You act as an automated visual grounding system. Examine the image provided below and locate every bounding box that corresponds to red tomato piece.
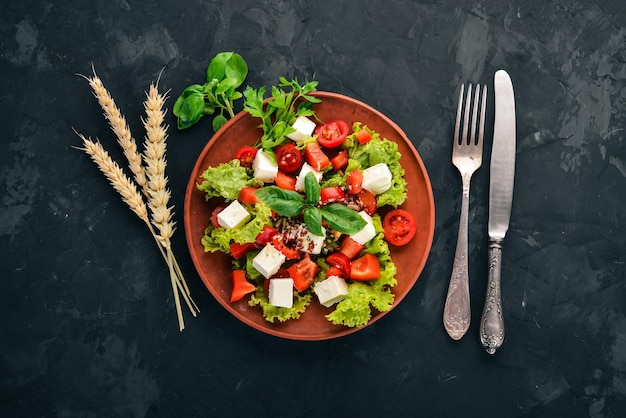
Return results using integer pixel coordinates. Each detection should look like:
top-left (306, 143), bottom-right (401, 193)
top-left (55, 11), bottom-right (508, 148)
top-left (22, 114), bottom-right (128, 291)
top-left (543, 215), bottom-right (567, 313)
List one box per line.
top-left (229, 242), bottom-right (258, 259)
top-left (255, 225), bottom-right (278, 244)
top-left (338, 236), bottom-right (365, 260)
top-left (234, 146), bottom-right (258, 168)
top-left (210, 205), bottom-right (225, 228)
top-left (230, 270), bottom-right (256, 302)
top-left (287, 253), bottom-right (319, 291)
top-left (330, 149), bottom-right (349, 171)
top-left (319, 187), bottom-right (345, 204)
top-left (315, 120), bottom-right (350, 148)
top-left (355, 129), bottom-right (372, 144)
top-left (239, 187), bottom-right (260, 205)
top-left (325, 266), bottom-right (344, 279)
top-left (271, 234), bottom-right (300, 260)
top-left (326, 252), bottom-right (351, 278)
top-left (349, 253), bottom-right (380, 281)
top-left (382, 209), bottom-right (417, 246)
top-left (347, 169), bottom-right (363, 195)
top-left (304, 142), bottom-right (330, 171)
top-left (275, 170), bottom-right (297, 190)
top-left (275, 143), bottom-right (303, 173)
top-left (355, 189), bottom-right (377, 215)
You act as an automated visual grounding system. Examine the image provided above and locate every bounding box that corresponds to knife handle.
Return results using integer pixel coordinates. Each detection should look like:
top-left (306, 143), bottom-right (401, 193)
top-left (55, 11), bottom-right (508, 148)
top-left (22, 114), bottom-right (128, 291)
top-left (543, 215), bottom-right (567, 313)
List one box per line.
top-left (443, 177), bottom-right (471, 340)
top-left (480, 239), bottom-right (505, 354)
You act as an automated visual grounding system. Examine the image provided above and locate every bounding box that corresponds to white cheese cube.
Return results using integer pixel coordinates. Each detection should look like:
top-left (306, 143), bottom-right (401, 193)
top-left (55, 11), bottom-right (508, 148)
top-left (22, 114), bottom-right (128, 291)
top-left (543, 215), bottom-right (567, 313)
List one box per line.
top-left (295, 162), bottom-right (323, 191)
top-left (269, 278), bottom-right (294, 308)
top-left (297, 225), bottom-right (326, 254)
top-left (349, 211), bottom-right (376, 245)
top-left (252, 150), bottom-right (278, 182)
top-left (252, 244), bottom-right (286, 278)
top-left (217, 200), bottom-right (250, 229)
top-left (314, 276), bottom-right (349, 307)
top-left (362, 163), bottom-right (393, 195)
top-left (286, 115), bottom-right (316, 143)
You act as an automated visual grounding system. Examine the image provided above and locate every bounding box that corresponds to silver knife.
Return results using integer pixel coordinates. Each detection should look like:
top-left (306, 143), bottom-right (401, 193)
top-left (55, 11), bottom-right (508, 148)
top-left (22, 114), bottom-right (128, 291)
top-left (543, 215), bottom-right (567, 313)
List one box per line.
top-left (480, 70), bottom-right (516, 354)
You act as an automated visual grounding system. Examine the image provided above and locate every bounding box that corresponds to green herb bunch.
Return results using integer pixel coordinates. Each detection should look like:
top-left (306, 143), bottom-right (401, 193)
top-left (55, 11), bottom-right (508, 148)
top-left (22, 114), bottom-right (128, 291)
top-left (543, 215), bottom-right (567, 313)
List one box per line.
top-left (243, 77), bottom-right (321, 151)
top-left (173, 52), bottom-right (248, 131)
top-left (255, 172), bottom-right (366, 236)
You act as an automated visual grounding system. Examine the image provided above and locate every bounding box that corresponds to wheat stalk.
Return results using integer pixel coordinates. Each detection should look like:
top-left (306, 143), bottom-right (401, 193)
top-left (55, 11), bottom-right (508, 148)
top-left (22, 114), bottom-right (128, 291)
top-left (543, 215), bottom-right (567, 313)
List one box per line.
top-left (75, 68), bottom-right (198, 331)
top-left (78, 65), bottom-right (148, 196)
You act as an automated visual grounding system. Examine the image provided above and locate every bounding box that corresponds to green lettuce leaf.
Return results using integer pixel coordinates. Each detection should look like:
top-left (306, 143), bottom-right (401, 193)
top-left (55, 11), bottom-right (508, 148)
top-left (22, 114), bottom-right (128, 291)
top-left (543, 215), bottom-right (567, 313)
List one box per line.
top-left (197, 159), bottom-right (262, 201)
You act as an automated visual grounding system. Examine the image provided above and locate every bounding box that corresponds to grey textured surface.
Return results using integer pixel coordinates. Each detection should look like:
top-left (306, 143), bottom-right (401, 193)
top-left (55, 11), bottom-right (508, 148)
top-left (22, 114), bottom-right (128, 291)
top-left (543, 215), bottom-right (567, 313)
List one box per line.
top-left (1, 0), bottom-right (625, 416)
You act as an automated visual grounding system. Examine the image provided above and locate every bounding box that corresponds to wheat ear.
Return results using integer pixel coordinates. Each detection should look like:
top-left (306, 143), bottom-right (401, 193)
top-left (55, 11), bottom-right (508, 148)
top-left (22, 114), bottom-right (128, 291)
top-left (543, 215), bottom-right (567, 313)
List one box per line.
top-left (78, 65), bottom-right (148, 196)
top-left (142, 79), bottom-right (199, 330)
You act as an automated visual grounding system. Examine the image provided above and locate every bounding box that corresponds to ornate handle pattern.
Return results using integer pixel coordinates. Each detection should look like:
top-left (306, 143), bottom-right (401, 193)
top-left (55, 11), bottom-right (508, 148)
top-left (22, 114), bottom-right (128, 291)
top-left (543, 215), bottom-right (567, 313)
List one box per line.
top-left (480, 239), bottom-right (505, 354)
top-left (443, 175), bottom-right (471, 340)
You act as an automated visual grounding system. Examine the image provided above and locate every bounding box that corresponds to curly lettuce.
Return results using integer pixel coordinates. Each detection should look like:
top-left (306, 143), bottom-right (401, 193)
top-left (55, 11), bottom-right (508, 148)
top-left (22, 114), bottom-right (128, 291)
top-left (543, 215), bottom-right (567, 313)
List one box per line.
top-left (197, 159), bottom-right (262, 201)
top-left (201, 203), bottom-right (272, 253)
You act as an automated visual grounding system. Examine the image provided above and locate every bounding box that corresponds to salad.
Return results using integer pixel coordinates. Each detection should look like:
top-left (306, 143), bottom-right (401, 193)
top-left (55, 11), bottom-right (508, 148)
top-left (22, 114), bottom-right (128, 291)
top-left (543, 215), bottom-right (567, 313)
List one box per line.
top-left (197, 80), bottom-right (417, 328)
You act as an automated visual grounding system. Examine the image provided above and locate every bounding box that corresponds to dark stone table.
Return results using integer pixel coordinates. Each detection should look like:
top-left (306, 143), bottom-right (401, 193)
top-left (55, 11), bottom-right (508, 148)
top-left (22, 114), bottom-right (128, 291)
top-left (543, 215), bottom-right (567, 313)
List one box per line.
top-left (2, 1), bottom-right (625, 416)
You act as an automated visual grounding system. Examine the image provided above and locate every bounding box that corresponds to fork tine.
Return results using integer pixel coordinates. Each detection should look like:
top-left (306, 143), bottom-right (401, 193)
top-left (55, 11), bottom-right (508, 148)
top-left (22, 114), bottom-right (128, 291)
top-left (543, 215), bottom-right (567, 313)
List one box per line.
top-left (454, 84), bottom-right (464, 146)
top-left (477, 85), bottom-right (487, 148)
top-left (462, 83), bottom-right (472, 145)
top-left (470, 84), bottom-right (480, 146)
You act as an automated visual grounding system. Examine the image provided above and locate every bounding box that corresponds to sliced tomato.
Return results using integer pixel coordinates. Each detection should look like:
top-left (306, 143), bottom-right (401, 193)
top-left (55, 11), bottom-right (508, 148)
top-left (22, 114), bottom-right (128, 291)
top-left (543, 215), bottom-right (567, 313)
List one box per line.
top-left (287, 253), bottom-right (319, 291)
top-left (234, 146), bottom-right (258, 168)
top-left (230, 270), bottom-right (256, 302)
top-left (315, 120), bottom-right (350, 148)
top-left (349, 253), bottom-right (380, 281)
top-left (320, 187), bottom-right (345, 205)
top-left (210, 205), bottom-right (225, 228)
top-left (325, 266), bottom-right (344, 278)
top-left (275, 170), bottom-right (297, 190)
top-left (275, 143), bottom-right (303, 173)
top-left (330, 150), bottom-right (349, 171)
top-left (339, 236), bottom-right (365, 260)
top-left (229, 241), bottom-right (258, 259)
top-left (347, 169), bottom-right (363, 195)
top-left (271, 234), bottom-right (300, 259)
top-left (255, 225), bottom-right (278, 244)
top-left (326, 252), bottom-right (351, 278)
top-left (383, 209), bottom-right (417, 246)
top-left (304, 142), bottom-right (330, 171)
top-left (354, 189), bottom-right (377, 215)
top-left (355, 129), bottom-right (372, 144)
top-left (239, 187), bottom-right (260, 205)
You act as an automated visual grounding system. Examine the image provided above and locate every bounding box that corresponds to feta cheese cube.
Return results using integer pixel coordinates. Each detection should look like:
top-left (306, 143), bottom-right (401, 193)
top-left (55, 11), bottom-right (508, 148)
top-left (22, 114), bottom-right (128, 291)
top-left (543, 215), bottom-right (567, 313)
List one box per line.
top-left (362, 163), bottom-right (393, 195)
top-left (314, 276), bottom-right (349, 307)
top-left (217, 200), bottom-right (250, 229)
top-left (252, 244), bottom-right (286, 278)
top-left (252, 150), bottom-right (278, 182)
top-left (286, 115), bottom-right (316, 143)
top-left (295, 162), bottom-right (323, 191)
top-left (298, 225), bottom-right (326, 254)
top-left (269, 278), bottom-right (294, 308)
top-left (349, 211), bottom-right (376, 245)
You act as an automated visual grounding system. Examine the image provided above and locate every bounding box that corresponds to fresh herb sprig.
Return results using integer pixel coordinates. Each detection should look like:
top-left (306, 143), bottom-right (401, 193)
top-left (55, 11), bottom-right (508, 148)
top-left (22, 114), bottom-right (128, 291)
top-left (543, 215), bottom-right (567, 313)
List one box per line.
top-left (173, 52), bottom-right (248, 131)
top-left (243, 77), bottom-right (321, 150)
top-left (255, 172), bottom-right (366, 236)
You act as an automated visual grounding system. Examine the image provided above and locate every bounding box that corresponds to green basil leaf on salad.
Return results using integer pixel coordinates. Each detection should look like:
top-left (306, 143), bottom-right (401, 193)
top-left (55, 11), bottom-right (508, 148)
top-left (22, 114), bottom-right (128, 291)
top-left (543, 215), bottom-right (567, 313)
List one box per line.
top-left (303, 207), bottom-right (323, 236)
top-left (255, 186), bottom-right (304, 217)
top-left (304, 172), bottom-right (321, 206)
top-left (319, 204), bottom-right (367, 234)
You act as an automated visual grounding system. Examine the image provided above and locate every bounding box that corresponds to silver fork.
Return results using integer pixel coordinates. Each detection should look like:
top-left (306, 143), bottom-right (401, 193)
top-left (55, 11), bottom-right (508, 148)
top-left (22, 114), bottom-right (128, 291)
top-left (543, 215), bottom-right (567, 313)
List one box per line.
top-left (443, 83), bottom-right (487, 340)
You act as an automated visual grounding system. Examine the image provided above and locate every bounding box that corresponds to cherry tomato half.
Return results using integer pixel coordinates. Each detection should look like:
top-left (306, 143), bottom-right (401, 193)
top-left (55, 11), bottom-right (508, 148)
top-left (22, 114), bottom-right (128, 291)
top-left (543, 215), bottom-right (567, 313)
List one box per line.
top-left (234, 146), bottom-right (258, 168)
top-left (354, 189), bottom-right (377, 215)
top-left (326, 252), bottom-right (351, 278)
top-left (275, 143), bottom-right (302, 173)
top-left (315, 120), bottom-right (350, 148)
top-left (382, 209), bottom-right (417, 246)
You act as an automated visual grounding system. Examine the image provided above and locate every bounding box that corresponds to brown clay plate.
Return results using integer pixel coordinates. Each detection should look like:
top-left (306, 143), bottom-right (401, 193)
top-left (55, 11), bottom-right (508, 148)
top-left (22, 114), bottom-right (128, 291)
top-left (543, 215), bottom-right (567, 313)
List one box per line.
top-left (184, 92), bottom-right (435, 340)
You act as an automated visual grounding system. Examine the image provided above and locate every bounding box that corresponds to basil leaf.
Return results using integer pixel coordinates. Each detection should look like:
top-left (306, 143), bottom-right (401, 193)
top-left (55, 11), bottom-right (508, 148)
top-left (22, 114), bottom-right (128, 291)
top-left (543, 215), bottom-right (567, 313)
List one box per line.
top-left (304, 172), bottom-right (320, 206)
top-left (319, 204), bottom-right (367, 234)
top-left (206, 51), bottom-right (233, 81)
top-left (223, 53), bottom-right (248, 87)
top-left (254, 186), bottom-right (304, 217)
top-left (174, 90), bottom-right (205, 130)
top-left (304, 207), bottom-right (323, 236)
top-left (212, 113), bottom-right (228, 131)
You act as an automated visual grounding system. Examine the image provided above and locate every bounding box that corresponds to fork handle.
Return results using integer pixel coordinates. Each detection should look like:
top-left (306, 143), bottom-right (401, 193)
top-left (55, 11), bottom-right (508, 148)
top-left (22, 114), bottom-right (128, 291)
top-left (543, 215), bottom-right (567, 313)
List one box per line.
top-left (480, 239), bottom-right (505, 354)
top-left (443, 176), bottom-right (472, 340)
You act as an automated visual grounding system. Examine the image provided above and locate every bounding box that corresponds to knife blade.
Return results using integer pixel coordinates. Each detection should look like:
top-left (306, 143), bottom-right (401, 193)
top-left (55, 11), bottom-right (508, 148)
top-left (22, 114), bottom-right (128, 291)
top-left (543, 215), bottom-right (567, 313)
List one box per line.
top-left (480, 70), bottom-right (516, 354)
